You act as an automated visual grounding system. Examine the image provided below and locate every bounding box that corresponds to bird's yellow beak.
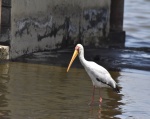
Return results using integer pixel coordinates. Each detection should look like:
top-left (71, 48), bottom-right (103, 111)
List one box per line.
top-left (67, 49), bottom-right (78, 72)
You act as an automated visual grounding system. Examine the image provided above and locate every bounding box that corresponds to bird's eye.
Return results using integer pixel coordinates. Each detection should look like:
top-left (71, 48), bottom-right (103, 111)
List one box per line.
top-left (75, 46), bottom-right (79, 50)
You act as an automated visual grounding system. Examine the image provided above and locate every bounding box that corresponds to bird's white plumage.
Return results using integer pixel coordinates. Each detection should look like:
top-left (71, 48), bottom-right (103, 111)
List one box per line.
top-left (67, 44), bottom-right (119, 105)
top-left (76, 44), bottom-right (117, 89)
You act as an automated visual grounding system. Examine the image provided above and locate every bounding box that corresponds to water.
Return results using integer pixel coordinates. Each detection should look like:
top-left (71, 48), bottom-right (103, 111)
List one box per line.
top-left (118, 69), bottom-right (150, 119)
top-left (0, 62), bottom-right (150, 119)
top-left (124, 0), bottom-right (150, 48)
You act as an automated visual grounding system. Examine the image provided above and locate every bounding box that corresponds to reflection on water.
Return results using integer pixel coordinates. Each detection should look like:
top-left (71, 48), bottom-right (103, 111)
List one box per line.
top-left (0, 62), bottom-right (150, 119)
top-left (0, 62), bottom-right (122, 119)
top-left (117, 69), bottom-right (150, 119)
top-left (0, 63), bottom-right (10, 119)
top-left (124, 0), bottom-right (150, 48)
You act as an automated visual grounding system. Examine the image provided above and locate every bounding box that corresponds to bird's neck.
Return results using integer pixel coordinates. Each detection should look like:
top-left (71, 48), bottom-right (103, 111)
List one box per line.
top-left (78, 50), bottom-right (87, 66)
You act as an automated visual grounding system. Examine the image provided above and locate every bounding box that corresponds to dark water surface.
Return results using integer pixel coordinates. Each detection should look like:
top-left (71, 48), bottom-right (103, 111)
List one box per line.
top-left (0, 62), bottom-right (150, 119)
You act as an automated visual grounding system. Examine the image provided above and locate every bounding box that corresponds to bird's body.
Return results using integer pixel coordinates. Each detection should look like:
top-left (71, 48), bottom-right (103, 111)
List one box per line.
top-left (82, 61), bottom-right (115, 88)
top-left (67, 44), bottom-right (120, 106)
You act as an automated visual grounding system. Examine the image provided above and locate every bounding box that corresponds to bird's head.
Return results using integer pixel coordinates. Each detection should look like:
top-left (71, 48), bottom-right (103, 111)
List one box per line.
top-left (67, 44), bottom-right (83, 72)
top-left (75, 44), bottom-right (84, 54)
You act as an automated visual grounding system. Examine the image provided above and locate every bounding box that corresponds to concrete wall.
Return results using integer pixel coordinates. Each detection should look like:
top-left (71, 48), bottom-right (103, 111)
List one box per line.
top-left (10, 0), bottom-right (110, 59)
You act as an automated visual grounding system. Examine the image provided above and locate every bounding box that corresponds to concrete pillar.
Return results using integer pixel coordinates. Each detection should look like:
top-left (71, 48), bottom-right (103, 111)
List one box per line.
top-left (110, 0), bottom-right (124, 31)
top-left (109, 0), bottom-right (125, 47)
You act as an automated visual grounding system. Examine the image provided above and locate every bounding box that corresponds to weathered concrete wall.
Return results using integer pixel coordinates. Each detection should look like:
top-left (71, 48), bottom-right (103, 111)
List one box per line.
top-left (10, 0), bottom-right (110, 59)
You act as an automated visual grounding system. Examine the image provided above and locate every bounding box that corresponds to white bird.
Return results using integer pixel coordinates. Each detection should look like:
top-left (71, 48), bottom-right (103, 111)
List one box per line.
top-left (67, 44), bottom-right (120, 106)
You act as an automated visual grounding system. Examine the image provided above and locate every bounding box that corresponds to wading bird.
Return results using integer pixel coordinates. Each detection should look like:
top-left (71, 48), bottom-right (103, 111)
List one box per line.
top-left (67, 44), bottom-right (120, 106)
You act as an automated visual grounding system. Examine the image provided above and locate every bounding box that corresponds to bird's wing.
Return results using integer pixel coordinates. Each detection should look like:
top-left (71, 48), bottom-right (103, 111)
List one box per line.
top-left (87, 62), bottom-right (116, 88)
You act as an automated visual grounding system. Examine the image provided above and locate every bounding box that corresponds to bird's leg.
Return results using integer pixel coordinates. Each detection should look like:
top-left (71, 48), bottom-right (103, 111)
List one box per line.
top-left (99, 97), bottom-right (102, 106)
top-left (89, 86), bottom-right (95, 106)
top-left (99, 89), bottom-right (102, 106)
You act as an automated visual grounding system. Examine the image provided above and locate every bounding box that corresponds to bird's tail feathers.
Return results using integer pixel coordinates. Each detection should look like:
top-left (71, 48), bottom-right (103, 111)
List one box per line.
top-left (114, 85), bottom-right (120, 93)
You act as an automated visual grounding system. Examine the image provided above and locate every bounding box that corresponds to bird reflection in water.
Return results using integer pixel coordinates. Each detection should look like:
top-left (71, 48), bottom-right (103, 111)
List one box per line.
top-left (89, 106), bottom-right (102, 119)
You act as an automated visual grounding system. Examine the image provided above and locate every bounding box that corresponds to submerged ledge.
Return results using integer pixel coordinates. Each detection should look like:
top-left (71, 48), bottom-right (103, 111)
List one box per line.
top-left (13, 47), bottom-right (150, 71)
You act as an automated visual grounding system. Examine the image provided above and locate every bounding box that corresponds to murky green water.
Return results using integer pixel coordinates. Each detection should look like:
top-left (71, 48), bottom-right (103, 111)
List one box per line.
top-left (0, 62), bottom-right (150, 119)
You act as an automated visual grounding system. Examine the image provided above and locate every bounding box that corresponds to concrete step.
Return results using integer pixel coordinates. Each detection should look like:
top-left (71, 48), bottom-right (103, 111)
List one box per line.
top-left (0, 45), bottom-right (9, 60)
